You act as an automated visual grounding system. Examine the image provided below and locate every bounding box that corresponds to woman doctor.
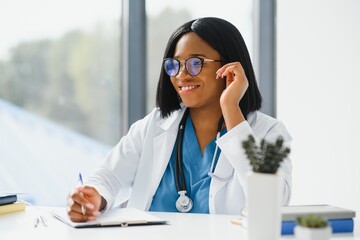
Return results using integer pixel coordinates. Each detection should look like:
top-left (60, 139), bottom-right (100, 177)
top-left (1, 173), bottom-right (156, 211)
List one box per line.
top-left (67, 17), bottom-right (292, 222)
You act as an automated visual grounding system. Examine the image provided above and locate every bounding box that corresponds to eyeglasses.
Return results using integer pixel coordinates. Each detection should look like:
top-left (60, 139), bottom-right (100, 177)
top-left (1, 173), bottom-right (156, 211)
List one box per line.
top-left (163, 57), bottom-right (222, 77)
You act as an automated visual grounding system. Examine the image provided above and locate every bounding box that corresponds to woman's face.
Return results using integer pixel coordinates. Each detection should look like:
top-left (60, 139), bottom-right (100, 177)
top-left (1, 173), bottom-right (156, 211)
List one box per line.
top-left (170, 32), bottom-right (225, 110)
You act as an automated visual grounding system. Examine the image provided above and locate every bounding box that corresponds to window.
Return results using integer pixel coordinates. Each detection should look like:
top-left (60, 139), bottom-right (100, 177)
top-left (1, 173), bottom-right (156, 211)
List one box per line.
top-left (0, 0), bottom-right (121, 206)
top-left (277, 0), bottom-right (360, 210)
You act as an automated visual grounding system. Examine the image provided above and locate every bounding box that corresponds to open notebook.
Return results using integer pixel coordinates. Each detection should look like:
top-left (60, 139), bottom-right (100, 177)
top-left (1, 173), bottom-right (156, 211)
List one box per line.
top-left (51, 207), bottom-right (167, 228)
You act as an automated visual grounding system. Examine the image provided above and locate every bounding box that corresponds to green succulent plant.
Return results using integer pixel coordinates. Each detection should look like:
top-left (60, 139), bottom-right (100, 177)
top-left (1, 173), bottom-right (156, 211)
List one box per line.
top-left (296, 214), bottom-right (328, 228)
top-left (242, 135), bottom-right (290, 174)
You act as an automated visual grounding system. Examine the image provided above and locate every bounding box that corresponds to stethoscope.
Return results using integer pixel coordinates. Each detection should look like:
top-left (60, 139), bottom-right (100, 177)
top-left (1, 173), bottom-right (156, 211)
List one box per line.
top-left (174, 108), bottom-right (234, 213)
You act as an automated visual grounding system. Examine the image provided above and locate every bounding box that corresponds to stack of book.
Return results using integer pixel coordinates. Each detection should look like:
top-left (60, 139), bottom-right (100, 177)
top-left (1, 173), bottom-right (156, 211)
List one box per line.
top-left (281, 205), bottom-right (356, 235)
top-left (0, 194), bottom-right (26, 215)
top-left (231, 204), bottom-right (356, 235)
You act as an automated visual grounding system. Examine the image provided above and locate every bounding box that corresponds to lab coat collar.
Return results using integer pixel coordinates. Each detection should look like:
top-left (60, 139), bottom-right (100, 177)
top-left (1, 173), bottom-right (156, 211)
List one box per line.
top-left (157, 107), bottom-right (186, 131)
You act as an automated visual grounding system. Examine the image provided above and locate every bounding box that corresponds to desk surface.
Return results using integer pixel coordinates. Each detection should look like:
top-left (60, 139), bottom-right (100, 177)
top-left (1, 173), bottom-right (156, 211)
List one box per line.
top-left (0, 206), bottom-right (358, 240)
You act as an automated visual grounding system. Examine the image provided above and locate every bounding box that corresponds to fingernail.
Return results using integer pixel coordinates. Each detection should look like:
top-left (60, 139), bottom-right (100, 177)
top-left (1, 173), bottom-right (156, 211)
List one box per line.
top-left (86, 203), bottom-right (94, 209)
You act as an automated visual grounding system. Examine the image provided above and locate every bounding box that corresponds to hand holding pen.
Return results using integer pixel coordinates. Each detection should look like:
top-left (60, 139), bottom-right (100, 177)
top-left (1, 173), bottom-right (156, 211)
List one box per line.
top-left (66, 173), bottom-right (102, 222)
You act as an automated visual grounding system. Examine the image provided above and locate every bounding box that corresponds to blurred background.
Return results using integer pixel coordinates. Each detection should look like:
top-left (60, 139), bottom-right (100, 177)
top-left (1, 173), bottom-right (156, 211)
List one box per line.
top-left (0, 0), bottom-right (359, 213)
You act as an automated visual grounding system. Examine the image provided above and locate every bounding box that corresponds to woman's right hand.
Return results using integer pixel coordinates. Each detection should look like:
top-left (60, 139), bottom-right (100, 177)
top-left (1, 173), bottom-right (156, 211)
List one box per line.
top-left (216, 61), bottom-right (248, 130)
top-left (67, 186), bottom-right (104, 222)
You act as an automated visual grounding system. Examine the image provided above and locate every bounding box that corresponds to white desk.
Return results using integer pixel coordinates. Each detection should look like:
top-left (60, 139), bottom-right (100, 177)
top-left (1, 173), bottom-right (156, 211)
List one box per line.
top-left (0, 207), bottom-right (358, 240)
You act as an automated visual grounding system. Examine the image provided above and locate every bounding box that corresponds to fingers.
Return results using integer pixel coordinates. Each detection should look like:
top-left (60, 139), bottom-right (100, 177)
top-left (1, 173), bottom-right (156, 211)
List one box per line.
top-left (216, 62), bottom-right (245, 80)
top-left (67, 195), bottom-right (93, 213)
top-left (78, 186), bottom-right (98, 195)
top-left (216, 65), bottom-right (236, 79)
top-left (67, 205), bottom-right (98, 222)
top-left (216, 62), bottom-right (248, 90)
top-left (71, 188), bottom-right (92, 209)
top-left (67, 187), bottom-right (101, 222)
top-left (217, 62), bottom-right (250, 109)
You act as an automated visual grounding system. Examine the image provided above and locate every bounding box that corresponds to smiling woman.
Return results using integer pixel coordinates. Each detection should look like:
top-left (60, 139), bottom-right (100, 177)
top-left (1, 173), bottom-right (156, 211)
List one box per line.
top-left (145, 0), bottom-right (254, 112)
top-left (66, 17), bottom-right (292, 223)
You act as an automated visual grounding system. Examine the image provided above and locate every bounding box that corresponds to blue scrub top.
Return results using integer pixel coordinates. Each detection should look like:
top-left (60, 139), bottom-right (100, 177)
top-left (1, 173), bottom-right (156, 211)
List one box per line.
top-left (149, 115), bottom-right (226, 213)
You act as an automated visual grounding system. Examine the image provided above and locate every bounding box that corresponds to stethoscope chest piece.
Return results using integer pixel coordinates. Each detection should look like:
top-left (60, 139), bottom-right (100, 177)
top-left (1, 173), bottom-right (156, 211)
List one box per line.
top-left (175, 190), bottom-right (193, 213)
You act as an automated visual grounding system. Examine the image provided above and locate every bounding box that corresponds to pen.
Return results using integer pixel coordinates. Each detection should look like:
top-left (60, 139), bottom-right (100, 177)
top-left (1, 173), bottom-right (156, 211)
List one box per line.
top-left (34, 217), bottom-right (39, 228)
top-left (40, 215), bottom-right (48, 227)
top-left (78, 172), bottom-right (86, 215)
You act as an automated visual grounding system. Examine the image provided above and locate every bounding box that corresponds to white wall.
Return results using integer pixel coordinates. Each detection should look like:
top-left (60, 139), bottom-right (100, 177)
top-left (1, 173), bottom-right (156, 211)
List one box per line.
top-left (277, 0), bottom-right (360, 212)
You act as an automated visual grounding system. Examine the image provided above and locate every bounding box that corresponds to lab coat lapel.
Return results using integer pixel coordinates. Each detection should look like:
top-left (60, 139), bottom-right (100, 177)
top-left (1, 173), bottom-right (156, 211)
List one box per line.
top-left (150, 131), bottom-right (176, 196)
top-left (148, 109), bottom-right (185, 207)
top-left (127, 109), bottom-right (185, 211)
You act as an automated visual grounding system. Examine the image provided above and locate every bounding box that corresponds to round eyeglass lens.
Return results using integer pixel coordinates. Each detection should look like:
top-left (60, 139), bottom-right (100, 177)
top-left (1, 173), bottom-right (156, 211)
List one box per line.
top-left (164, 59), bottom-right (179, 77)
top-left (186, 58), bottom-right (203, 76)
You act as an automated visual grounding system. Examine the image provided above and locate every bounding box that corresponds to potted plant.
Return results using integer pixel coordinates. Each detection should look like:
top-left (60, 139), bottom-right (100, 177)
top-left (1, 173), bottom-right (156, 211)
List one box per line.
top-left (242, 135), bottom-right (290, 240)
top-left (295, 215), bottom-right (332, 240)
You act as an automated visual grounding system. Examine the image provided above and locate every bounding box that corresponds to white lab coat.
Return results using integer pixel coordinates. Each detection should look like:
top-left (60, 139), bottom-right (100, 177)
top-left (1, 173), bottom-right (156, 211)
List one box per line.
top-left (85, 107), bottom-right (292, 215)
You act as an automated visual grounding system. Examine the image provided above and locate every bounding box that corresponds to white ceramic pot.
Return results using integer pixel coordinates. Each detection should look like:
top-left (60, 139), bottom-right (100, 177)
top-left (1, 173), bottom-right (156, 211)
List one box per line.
top-left (246, 172), bottom-right (283, 240)
top-left (294, 225), bottom-right (332, 240)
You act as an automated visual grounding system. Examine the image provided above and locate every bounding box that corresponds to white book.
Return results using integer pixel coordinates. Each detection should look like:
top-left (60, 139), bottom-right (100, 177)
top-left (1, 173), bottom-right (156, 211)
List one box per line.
top-left (51, 207), bottom-right (167, 228)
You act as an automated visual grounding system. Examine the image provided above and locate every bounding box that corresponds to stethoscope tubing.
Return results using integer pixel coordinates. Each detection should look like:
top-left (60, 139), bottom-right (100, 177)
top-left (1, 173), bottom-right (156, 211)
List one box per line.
top-left (175, 108), bottom-right (228, 193)
top-left (175, 109), bottom-right (189, 192)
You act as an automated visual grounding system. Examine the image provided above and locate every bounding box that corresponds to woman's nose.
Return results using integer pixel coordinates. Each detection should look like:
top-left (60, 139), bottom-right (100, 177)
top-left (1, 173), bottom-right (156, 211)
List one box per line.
top-left (177, 63), bottom-right (189, 77)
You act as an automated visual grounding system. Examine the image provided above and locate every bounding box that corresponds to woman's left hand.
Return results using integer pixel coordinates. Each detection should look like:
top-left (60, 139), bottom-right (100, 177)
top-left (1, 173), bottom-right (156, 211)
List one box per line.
top-left (216, 62), bottom-right (249, 108)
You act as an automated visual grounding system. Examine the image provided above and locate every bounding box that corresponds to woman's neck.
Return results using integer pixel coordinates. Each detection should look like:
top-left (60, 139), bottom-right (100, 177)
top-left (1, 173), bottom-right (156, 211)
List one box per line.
top-left (188, 107), bottom-right (223, 153)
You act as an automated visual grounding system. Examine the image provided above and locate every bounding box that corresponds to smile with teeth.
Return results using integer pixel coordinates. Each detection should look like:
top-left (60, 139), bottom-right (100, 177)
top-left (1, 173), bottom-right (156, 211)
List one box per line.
top-left (179, 85), bottom-right (199, 92)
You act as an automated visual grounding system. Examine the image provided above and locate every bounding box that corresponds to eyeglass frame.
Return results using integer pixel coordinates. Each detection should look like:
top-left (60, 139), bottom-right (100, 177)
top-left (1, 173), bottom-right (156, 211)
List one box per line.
top-left (163, 57), bottom-right (223, 77)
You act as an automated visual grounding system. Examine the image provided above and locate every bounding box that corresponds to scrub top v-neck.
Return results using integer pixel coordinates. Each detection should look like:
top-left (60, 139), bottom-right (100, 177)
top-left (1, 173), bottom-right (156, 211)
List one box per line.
top-left (149, 114), bottom-right (226, 213)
